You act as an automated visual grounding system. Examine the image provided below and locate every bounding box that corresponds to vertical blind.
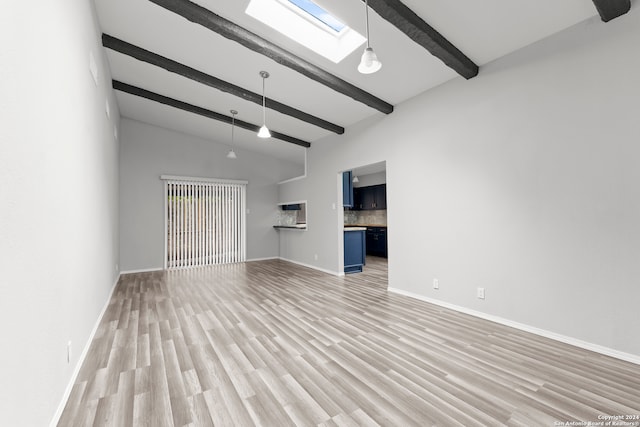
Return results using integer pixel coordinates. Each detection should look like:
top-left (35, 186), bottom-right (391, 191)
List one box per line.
top-left (163, 177), bottom-right (247, 269)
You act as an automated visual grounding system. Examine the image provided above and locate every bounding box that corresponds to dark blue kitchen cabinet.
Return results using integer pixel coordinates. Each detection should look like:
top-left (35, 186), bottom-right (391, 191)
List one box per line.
top-left (373, 184), bottom-right (387, 210)
top-left (353, 187), bottom-right (361, 209)
top-left (342, 171), bottom-right (354, 207)
top-left (353, 184), bottom-right (386, 210)
top-left (281, 204), bottom-right (301, 210)
top-left (361, 186), bottom-right (375, 210)
top-left (344, 229), bottom-right (366, 273)
top-left (366, 227), bottom-right (387, 258)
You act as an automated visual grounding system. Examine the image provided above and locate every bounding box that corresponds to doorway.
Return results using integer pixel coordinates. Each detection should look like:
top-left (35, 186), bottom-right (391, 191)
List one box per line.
top-left (342, 161), bottom-right (388, 287)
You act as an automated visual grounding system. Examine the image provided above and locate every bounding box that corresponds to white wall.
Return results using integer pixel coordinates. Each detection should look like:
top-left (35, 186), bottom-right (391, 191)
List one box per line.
top-left (119, 119), bottom-right (302, 271)
top-left (0, 1), bottom-right (120, 425)
top-left (354, 171), bottom-right (386, 188)
top-left (279, 10), bottom-right (640, 358)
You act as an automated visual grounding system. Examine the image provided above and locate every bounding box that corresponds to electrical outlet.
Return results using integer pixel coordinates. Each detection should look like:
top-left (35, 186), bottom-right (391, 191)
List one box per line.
top-left (115, 263), bottom-right (119, 272)
top-left (67, 341), bottom-right (72, 364)
top-left (314, 254), bottom-right (318, 261)
top-left (433, 278), bottom-right (439, 289)
top-left (477, 287), bottom-right (485, 299)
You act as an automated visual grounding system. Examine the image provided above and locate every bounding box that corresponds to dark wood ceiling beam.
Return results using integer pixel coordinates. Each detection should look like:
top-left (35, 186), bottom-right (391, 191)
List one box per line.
top-left (113, 80), bottom-right (311, 148)
top-left (102, 34), bottom-right (344, 135)
top-left (367, 0), bottom-right (478, 80)
top-left (147, 0), bottom-right (394, 114)
top-left (591, 0), bottom-right (630, 22)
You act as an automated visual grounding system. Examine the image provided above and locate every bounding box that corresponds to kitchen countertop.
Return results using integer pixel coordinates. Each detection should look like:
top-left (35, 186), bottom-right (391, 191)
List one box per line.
top-left (273, 224), bottom-right (307, 230)
top-left (345, 224), bottom-right (387, 227)
top-left (344, 227), bottom-right (366, 231)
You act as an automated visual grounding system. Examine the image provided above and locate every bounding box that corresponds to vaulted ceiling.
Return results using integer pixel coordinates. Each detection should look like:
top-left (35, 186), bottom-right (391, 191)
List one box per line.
top-left (95, 0), bottom-right (630, 166)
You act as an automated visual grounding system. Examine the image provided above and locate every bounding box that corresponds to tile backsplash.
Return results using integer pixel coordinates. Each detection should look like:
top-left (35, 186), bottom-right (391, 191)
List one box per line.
top-left (276, 204), bottom-right (306, 225)
top-left (277, 211), bottom-right (298, 226)
top-left (344, 209), bottom-right (387, 225)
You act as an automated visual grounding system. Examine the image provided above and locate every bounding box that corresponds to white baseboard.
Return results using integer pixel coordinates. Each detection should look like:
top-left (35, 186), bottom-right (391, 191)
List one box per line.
top-left (50, 273), bottom-right (121, 427)
top-left (388, 287), bottom-right (640, 366)
top-left (278, 257), bottom-right (344, 277)
top-left (246, 257), bottom-right (279, 262)
top-left (120, 267), bottom-right (163, 274)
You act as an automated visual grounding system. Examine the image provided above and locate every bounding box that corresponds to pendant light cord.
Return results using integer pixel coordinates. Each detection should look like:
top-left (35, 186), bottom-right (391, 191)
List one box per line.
top-left (257, 71), bottom-right (270, 137)
top-left (364, 0), bottom-right (371, 49)
top-left (262, 76), bottom-right (267, 125)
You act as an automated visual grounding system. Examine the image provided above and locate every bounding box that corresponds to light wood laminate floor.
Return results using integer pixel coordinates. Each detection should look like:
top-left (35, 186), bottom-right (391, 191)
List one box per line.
top-left (59, 258), bottom-right (640, 426)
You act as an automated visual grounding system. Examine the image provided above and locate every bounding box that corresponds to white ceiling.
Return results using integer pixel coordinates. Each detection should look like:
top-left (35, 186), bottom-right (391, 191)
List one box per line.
top-left (95, 0), bottom-right (602, 166)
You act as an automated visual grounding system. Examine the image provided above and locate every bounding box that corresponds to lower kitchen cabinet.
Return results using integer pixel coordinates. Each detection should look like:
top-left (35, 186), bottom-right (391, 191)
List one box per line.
top-left (366, 227), bottom-right (387, 258)
top-left (344, 228), bottom-right (366, 273)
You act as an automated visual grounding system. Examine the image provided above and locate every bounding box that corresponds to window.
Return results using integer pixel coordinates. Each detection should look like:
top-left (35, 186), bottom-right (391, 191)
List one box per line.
top-left (246, 0), bottom-right (365, 63)
top-left (287, 0), bottom-right (346, 33)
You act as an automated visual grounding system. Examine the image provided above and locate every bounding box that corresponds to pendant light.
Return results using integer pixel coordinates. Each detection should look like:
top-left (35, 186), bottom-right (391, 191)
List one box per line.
top-left (358, 0), bottom-right (382, 74)
top-left (257, 71), bottom-right (271, 138)
top-left (352, 175), bottom-right (359, 183)
top-left (227, 110), bottom-right (238, 159)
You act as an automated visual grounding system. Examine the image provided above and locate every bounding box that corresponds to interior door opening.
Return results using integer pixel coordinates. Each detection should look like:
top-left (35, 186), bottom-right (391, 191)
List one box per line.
top-left (341, 161), bottom-right (388, 287)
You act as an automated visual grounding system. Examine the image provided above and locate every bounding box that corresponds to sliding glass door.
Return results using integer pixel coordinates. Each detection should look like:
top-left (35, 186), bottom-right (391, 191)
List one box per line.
top-left (164, 178), bottom-right (246, 269)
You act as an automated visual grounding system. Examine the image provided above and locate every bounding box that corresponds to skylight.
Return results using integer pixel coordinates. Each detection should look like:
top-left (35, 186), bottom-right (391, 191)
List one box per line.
top-left (287, 0), bottom-right (346, 33)
top-left (246, 0), bottom-right (365, 63)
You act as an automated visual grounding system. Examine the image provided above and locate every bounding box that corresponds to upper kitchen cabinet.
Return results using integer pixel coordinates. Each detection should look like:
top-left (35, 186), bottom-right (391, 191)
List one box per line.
top-left (353, 184), bottom-right (386, 210)
top-left (373, 184), bottom-right (387, 210)
top-left (353, 187), bottom-right (361, 210)
top-left (281, 204), bottom-right (301, 210)
top-left (342, 171), bottom-right (354, 208)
